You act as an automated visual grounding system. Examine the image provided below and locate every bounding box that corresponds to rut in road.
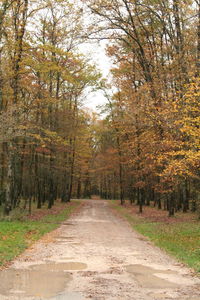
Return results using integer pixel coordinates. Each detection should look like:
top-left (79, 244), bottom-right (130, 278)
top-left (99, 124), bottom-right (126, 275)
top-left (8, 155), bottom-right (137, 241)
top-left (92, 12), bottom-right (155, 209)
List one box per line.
top-left (0, 199), bottom-right (200, 300)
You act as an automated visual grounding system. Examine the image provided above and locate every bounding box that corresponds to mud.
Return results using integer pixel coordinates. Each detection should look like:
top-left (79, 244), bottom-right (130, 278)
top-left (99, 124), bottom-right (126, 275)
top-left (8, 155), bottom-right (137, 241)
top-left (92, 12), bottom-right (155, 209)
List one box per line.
top-left (0, 267), bottom-right (72, 298)
top-left (30, 262), bottom-right (87, 271)
top-left (0, 199), bottom-right (200, 300)
top-left (0, 262), bottom-right (87, 298)
top-left (126, 264), bottom-right (179, 288)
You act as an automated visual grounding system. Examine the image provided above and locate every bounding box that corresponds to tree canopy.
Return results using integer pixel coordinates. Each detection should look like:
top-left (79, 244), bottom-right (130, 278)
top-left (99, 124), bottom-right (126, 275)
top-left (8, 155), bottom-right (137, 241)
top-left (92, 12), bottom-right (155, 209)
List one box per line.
top-left (0, 0), bottom-right (199, 218)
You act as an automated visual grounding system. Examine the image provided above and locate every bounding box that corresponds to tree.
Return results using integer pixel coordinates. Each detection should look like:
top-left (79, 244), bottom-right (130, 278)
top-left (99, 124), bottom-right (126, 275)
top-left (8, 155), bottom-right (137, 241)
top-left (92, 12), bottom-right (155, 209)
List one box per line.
top-left (84, 0), bottom-right (200, 216)
top-left (0, 0), bottom-right (101, 215)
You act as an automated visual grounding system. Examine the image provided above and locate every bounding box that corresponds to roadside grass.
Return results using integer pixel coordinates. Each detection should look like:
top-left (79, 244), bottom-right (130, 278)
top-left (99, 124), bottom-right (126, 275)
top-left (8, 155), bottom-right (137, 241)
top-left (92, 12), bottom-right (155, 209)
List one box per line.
top-left (111, 200), bottom-right (200, 273)
top-left (0, 200), bottom-right (81, 267)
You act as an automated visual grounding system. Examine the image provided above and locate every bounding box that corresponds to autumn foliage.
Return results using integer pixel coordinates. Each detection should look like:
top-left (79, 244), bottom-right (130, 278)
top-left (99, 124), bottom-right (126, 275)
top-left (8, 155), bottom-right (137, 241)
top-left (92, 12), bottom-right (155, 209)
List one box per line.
top-left (0, 0), bottom-right (200, 218)
top-left (85, 0), bottom-right (200, 216)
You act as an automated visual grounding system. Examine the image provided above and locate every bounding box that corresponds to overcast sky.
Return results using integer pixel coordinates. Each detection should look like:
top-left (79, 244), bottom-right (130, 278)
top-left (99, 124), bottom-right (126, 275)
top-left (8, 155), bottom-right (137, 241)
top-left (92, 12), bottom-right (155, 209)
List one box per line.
top-left (79, 40), bottom-right (112, 112)
top-left (75, 0), bottom-right (113, 112)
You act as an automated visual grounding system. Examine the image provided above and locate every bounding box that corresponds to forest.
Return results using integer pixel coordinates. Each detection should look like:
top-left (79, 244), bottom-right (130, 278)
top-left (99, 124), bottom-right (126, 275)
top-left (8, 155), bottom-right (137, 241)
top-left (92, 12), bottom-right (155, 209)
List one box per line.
top-left (0, 0), bottom-right (199, 218)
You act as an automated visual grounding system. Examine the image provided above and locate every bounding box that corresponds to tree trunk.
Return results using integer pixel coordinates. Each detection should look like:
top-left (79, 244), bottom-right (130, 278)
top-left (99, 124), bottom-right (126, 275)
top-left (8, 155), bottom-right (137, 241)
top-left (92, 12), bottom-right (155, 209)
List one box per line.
top-left (4, 144), bottom-right (13, 215)
top-left (196, 2), bottom-right (200, 75)
top-left (168, 193), bottom-right (175, 217)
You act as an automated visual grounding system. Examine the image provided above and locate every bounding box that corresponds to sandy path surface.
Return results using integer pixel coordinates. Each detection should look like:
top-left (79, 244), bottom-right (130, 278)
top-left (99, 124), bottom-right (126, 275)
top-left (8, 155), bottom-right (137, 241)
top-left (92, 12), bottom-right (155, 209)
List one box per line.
top-left (0, 199), bottom-right (200, 300)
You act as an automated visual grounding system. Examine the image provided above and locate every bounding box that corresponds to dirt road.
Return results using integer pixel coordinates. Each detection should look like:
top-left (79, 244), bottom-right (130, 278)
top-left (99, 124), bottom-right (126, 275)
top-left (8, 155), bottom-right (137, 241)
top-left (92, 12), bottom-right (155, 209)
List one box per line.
top-left (0, 200), bottom-right (200, 300)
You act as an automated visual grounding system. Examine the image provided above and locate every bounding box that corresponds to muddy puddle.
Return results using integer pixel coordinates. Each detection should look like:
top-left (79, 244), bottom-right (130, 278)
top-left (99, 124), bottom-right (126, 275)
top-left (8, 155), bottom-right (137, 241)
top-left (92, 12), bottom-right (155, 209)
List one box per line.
top-left (57, 236), bottom-right (74, 240)
top-left (62, 222), bottom-right (75, 226)
top-left (126, 264), bottom-right (179, 289)
top-left (31, 262), bottom-right (87, 272)
top-left (58, 257), bottom-right (75, 261)
top-left (49, 292), bottom-right (83, 300)
top-left (0, 262), bottom-right (87, 298)
top-left (56, 236), bottom-right (74, 243)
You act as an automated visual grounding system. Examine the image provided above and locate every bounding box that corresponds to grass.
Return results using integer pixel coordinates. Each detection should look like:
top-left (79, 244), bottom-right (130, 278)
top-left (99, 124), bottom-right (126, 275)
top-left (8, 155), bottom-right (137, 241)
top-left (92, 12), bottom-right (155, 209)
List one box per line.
top-left (0, 200), bottom-right (81, 267)
top-left (111, 200), bottom-right (200, 273)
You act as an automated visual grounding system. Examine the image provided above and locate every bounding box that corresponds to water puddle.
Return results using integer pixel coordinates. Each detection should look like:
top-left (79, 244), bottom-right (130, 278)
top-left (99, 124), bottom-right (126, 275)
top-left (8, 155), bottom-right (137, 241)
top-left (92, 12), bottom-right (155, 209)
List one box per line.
top-left (30, 262), bottom-right (87, 272)
top-left (59, 257), bottom-right (75, 261)
top-left (50, 292), bottom-right (84, 300)
top-left (56, 236), bottom-right (76, 244)
top-left (0, 262), bottom-right (87, 298)
top-left (0, 268), bottom-right (71, 298)
top-left (57, 236), bottom-right (74, 240)
top-left (126, 264), bottom-right (179, 289)
top-left (148, 292), bottom-right (169, 299)
top-left (62, 222), bottom-right (75, 226)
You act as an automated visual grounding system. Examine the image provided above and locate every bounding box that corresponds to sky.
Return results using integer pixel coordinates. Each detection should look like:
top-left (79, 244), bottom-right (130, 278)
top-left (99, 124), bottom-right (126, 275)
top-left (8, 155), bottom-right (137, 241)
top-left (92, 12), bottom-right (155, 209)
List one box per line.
top-left (33, 0), bottom-right (111, 113)
top-left (79, 40), bottom-right (112, 112)
top-left (75, 0), bottom-right (113, 112)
